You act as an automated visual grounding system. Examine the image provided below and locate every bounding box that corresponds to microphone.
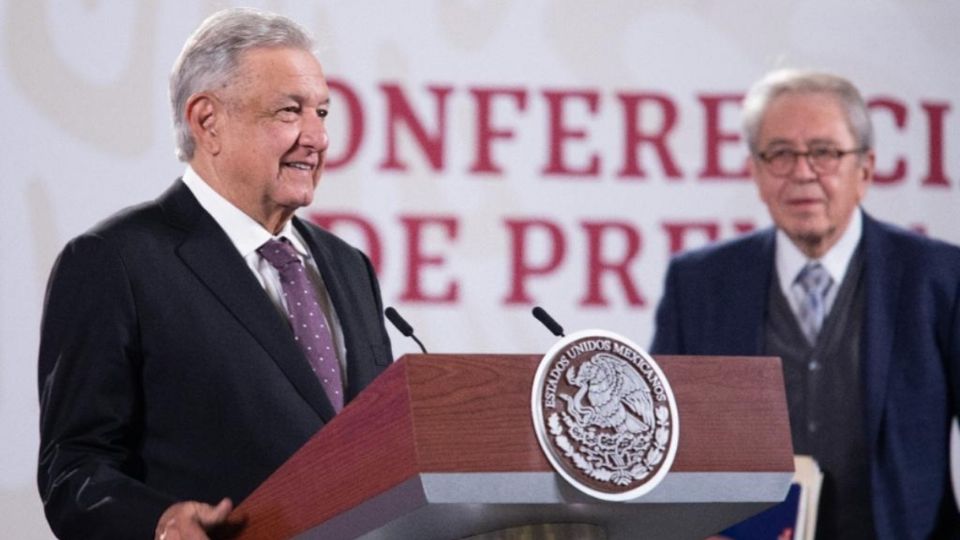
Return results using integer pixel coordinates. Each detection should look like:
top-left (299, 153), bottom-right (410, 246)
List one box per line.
top-left (532, 306), bottom-right (565, 337)
top-left (384, 307), bottom-right (428, 354)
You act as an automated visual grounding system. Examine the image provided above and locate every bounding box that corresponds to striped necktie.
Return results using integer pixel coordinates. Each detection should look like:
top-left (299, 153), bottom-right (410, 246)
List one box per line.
top-left (793, 262), bottom-right (833, 345)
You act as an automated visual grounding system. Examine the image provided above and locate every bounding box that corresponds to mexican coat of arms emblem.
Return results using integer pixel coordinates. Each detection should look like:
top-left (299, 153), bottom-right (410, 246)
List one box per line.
top-left (531, 330), bottom-right (679, 501)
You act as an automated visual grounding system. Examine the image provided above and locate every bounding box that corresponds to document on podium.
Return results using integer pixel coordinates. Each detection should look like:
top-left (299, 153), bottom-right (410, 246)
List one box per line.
top-left (792, 455), bottom-right (823, 540)
top-left (712, 455), bottom-right (822, 540)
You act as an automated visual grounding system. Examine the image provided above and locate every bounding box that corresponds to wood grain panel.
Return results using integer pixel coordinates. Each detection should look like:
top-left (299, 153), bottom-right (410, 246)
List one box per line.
top-left (230, 353), bottom-right (793, 539)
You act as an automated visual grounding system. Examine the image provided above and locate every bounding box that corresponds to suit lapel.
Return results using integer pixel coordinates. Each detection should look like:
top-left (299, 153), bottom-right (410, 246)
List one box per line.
top-left (859, 213), bottom-right (901, 446)
top-left (725, 230), bottom-right (775, 356)
top-left (159, 181), bottom-right (337, 422)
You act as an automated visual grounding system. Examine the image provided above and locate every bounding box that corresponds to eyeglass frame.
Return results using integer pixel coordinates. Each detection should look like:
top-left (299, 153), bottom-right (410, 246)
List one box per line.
top-left (754, 146), bottom-right (868, 177)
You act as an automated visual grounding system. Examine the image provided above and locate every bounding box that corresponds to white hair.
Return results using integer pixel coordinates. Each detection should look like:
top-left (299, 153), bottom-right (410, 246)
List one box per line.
top-left (742, 69), bottom-right (873, 153)
top-left (169, 8), bottom-right (315, 161)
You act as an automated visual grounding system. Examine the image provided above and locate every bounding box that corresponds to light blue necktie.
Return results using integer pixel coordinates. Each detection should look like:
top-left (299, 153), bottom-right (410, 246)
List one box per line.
top-left (793, 262), bottom-right (833, 345)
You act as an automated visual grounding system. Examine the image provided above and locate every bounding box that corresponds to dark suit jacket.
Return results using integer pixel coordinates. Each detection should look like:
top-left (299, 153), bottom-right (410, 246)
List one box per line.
top-left (651, 211), bottom-right (960, 540)
top-left (37, 180), bottom-right (394, 539)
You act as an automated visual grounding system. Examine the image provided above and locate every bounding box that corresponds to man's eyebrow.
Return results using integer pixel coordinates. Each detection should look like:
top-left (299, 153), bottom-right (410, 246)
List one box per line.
top-left (806, 137), bottom-right (841, 146)
top-left (279, 93), bottom-right (330, 105)
top-left (761, 138), bottom-right (795, 147)
top-left (761, 137), bottom-right (842, 148)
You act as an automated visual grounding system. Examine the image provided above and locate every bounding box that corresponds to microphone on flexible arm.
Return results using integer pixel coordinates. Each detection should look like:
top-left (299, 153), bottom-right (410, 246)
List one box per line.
top-left (384, 307), bottom-right (428, 354)
top-left (531, 306), bottom-right (565, 337)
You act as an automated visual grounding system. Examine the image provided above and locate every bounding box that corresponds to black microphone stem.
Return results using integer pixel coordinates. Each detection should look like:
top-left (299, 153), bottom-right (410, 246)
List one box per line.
top-left (384, 306), bottom-right (429, 354)
top-left (410, 335), bottom-right (427, 355)
top-left (532, 306), bottom-right (565, 337)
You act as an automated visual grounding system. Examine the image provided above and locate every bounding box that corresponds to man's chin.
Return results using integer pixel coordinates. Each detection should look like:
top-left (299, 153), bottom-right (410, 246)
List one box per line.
top-left (779, 215), bottom-right (827, 239)
top-left (279, 185), bottom-right (316, 210)
top-left (785, 225), bottom-right (838, 256)
top-left (289, 194), bottom-right (314, 210)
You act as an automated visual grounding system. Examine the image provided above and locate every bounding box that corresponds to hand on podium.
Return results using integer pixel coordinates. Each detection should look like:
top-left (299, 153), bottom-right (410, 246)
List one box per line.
top-left (155, 498), bottom-right (240, 540)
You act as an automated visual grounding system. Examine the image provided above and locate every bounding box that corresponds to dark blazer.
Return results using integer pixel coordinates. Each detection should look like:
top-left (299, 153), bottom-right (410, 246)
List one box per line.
top-left (651, 211), bottom-right (960, 540)
top-left (37, 180), bottom-right (394, 539)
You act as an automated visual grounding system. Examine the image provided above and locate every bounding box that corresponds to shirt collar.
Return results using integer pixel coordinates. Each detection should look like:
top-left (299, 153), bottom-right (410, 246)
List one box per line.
top-left (181, 165), bottom-right (311, 259)
top-left (776, 207), bottom-right (862, 291)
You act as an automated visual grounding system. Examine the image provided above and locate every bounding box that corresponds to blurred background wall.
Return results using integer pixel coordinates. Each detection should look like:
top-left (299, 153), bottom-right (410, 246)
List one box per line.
top-left (2, 1), bottom-right (957, 536)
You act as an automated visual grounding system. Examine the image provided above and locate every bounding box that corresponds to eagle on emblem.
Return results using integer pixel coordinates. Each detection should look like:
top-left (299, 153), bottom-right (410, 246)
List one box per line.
top-left (561, 352), bottom-right (655, 434)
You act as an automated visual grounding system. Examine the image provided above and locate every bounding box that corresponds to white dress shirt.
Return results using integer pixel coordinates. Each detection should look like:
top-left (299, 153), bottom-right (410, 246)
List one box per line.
top-left (775, 208), bottom-right (863, 320)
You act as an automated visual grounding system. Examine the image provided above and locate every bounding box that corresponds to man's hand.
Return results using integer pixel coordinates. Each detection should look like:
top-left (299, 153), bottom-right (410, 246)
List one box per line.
top-left (155, 498), bottom-right (234, 540)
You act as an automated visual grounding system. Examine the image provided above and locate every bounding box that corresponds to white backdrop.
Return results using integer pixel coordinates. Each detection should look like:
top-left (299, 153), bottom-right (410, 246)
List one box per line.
top-left (2, 1), bottom-right (958, 537)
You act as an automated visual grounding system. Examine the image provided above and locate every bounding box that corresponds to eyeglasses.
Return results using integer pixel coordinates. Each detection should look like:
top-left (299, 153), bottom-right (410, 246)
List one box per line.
top-left (756, 146), bottom-right (866, 177)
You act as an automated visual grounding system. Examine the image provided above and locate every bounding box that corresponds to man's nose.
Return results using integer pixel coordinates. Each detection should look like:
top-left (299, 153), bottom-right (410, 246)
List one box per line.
top-left (792, 152), bottom-right (819, 179)
top-left (300, 113), bottom-right (329, 151)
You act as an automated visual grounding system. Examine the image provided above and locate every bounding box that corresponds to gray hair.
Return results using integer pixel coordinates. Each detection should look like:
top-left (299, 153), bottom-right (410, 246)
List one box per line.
top-left (170, 8), bottom-right (315, 161)
top-left (742, 69), bottom-right (873, 153)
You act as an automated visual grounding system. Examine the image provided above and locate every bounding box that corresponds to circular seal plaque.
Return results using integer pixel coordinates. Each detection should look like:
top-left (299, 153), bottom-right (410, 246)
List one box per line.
top-left (531, 329), bottom-right (679, 501)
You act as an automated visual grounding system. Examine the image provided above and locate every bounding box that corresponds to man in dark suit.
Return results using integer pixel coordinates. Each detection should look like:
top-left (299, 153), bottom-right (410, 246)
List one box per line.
top-left (651, 69), bottom-right (960, 539)
top-left (37, 8), bottom-right (394, 539)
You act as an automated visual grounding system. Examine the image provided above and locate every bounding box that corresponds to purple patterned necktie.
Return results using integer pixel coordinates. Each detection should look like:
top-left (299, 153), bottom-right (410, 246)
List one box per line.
top-left (258, 238), bottom-right (343, 412)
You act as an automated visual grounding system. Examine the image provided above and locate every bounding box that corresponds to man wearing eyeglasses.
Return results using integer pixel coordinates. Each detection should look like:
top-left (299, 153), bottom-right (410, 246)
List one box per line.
top-left (651, 69), bottom-right (960, 539)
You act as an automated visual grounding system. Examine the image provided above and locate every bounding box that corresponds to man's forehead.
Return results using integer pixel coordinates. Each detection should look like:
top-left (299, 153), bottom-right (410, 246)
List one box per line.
top-left (233, 48), bottom-right (328, 94)
top-left (235, 46), bottom-right (324, 79)
top-left (758, 93), bottom-right (855, 144)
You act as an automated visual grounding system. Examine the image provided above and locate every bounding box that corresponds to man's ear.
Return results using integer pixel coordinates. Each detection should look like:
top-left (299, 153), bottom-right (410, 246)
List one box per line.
top-left (185, 93), bottom-right (222, 155)
top-left (853, 149), bottom-right (875, 201)
top-left (861, 150), bottom-right (875, 183)
top-left (747, 154), bottom-right (758, 179)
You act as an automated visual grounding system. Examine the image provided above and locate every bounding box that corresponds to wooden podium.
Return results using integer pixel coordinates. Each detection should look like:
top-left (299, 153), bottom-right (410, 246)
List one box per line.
top-left (229, 354), bottom-right (794, 540)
